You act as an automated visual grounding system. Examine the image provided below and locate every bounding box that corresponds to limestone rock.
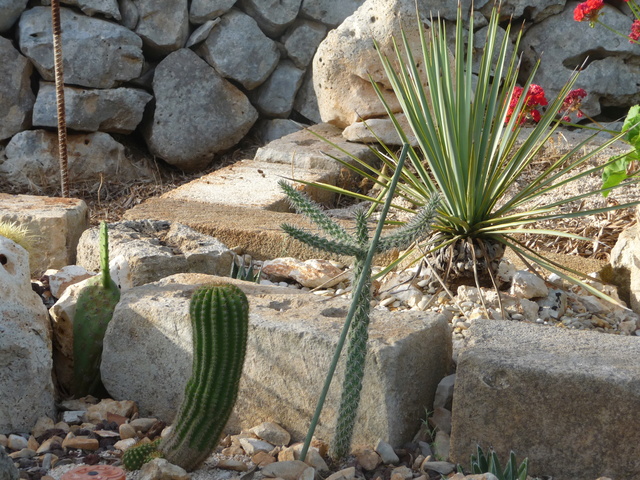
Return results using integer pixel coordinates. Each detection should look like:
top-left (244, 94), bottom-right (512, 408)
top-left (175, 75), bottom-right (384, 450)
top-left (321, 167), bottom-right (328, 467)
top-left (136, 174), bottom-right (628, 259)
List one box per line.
top-left (190, 0), bottom-right (236, 24)
top-left (261, 257), bottom-right (347, 288)
top-left (197, 9), bottom-right (280, 90)
top-left (143, 48), bottom-right (257, 171)
top-left (54, 0), bottom-right (121, 19)
top-left (262, 460), bottom-right (309, 480)
top-left (0, 36), bottom-right (34, 141)
top-left (480, 0), bottom-right (564, 22)
top-left (134, 0), bottom-right (189, 57)
top-left (0, 0), bottom-right (28, 32)
top-left (509, 270), bottom-right (548, 299)
top-left (250, 60), bottom-right (305, 118)
top-left (520, 3), bottom-right (640, 119)
top-left (239, 0), bottom-right (301, 37)
top-left (0, 236), bottom-right (56, 434)
top-left (250, 421), bottom-right (291, 446)
top-left (313, 0), bottom-right (434, 127)
top-left (44, 265), bottom-right (94, 299)
top-left (299, 0), bottom-right (364, 27)
top-left (101, 273), bottom-right (452, 447)
top-left (1, 130), bottom-right (143, 190)
top-left (342, 115), bottom-right (418, 147)
top-left (18, 7), bottom-right (144, 88)
top-left (76, 220), bottom-right (234, 290)
top-left (139, 458), bottom-right (189, 480)
top-left (33, 83), bottom-right (152, 134)
top-left (282, 19), bottom-right (327, 69)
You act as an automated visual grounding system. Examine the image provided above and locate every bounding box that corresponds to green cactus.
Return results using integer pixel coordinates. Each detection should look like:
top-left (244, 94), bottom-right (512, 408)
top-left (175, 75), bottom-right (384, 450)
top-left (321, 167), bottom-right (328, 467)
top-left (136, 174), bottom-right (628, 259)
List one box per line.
top-left (230, 253), bottom-right (262, 283)
top-left (72, 221), bottom-right (120, 398)
top-left (470, 446), bottom-right (528, 480)
top-left (122, 439), bottom-right (162, 470)
top-left (158, 283), bottom-right (250, 471)
top-left (279, 147), bottom-right (440, 460)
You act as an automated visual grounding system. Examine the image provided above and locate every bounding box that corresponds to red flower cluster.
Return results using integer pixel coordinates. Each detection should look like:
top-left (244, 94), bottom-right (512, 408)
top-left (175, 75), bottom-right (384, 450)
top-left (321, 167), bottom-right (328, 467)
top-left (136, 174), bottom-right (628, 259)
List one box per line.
top-left (561, 88), bottom-right (587, 121)
top-left (506, 84), bottom-right (548, 125)
top-left (630, 19), bottom-right (640, 42)
top-left (573, 0), bottom-right (605, 22)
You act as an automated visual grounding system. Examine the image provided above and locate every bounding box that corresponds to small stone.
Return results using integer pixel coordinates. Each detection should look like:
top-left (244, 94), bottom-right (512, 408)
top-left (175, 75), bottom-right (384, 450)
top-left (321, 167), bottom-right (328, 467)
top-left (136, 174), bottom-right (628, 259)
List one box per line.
top-left (139, 458), bottom-right (189, 480)
top-left (53, 422), bottom-right (70, 433)
top-left (26, 436), bottom-right (38, 451)
top-left (32, 417), bottom-right (55, 438)
top-left (221, 445), bottom-right (245, 456)
top-left (355, 447), bottom-right (381, 471)
top-left (8, 448), bottom-right (36, 459)
top-left (433, 374), bottom-right (456, 410)
top-left (510, 271), bottom-right (548, 299)
top-left (252, 451), bottom-right (276, 467)
top-left (310, 438), bottom-right (328, 458)
top-left (62, 435), bottom-right (99, 451)
top-left (262, 460), bottom-right (309, 480)
top-left (0, 435), bottom-right (7, 447)
top-left (277, 446), bottom-right (296, 462)
top-left (418, 441), bottom-right (433, 458)
top-left (36, 437), bottom-right (62, 454)
top-left (325, 467), bottom-right (355, 480)
top-left (420, 461), bottom-right (456, 475)
top-left (293, 445), bottom-right (328, 472)
top-left (85, 399), bottom-right (137, 423)
top-left (427, 407), bottom-right (452, 435)
top-left (239, 437), bottom-right (274, 455)
top-left (216, 459), bottom-right (248, 472)
top-left (119, 423), bottom-right (137, 440)
top-left (61, 411), bottom-right (85, 424)
top-left (7, 435), bottom-right (28, 451)
top-left (300, 467), bottom-right (315, 480)
top-left (250, 422), bottom-right (291, 446)
top-left (114, 438), bottom-right (137, 451)
top-left (130, 418), bottom-right (157, 433)
top-left (40, 453), bottom-right (57, 470)
top-left (432, 431), bottom-right (450, 461)
top-left (375, 439), bottom-right (399, 465)
top-left (390, 465), bottom-right (412, 480)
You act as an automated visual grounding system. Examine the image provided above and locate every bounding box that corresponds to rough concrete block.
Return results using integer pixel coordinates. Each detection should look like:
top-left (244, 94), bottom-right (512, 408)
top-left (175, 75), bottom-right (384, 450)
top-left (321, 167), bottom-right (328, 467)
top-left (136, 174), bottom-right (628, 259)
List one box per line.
top-left (0, 193), bottom-right (88, 275)
top-left (101, 274), bottom-right (452, 448)
top-left (450, 319), bottom-right (640, 480)
top-left (161, 159), bottom-right (338, 210)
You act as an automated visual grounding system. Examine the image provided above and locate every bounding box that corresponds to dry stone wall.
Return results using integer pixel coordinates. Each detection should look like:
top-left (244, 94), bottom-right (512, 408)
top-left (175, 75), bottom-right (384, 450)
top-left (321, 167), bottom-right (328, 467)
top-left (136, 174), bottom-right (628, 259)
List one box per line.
top-left (0, 0), bottom-right (639, 191)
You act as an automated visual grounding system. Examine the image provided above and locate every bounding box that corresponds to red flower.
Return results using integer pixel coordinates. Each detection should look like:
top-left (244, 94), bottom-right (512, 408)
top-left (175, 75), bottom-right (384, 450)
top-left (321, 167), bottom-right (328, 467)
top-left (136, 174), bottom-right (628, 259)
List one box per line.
top-left (630, 19), bottom-right (640, 42)
top-left (506, 84), bottom-right (548, 125)
top-left (574, 0), bottom-right (605, 22)
top-left (561, 88), bottom-right (587, 120)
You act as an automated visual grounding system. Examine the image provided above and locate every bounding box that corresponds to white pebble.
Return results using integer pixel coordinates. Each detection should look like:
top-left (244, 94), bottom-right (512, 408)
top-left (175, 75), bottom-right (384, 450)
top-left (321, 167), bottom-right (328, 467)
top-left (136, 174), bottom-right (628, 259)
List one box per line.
top-left (380, 297), bottom-right (396, 307)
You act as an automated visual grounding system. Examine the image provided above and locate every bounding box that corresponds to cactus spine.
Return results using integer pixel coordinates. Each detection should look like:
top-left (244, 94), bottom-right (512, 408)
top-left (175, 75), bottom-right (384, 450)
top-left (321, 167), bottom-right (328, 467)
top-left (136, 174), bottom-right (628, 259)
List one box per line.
top-left (72, 221), bottom-right (120, 398)
top-left (279, 156), bottom-right (439, 460)
top-left (158, 283), bottom-right (249, 471)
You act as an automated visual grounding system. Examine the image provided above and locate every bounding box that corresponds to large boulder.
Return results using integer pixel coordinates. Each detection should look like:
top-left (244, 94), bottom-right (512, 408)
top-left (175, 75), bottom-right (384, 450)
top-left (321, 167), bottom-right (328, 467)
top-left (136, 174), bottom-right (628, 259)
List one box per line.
top-left (1, 130), bottom-right (146, 190)
top-left (57, 0), bottom-right (121, 20)
top-left (0, 0), bottom-right (27, 32)
top-left (101, 274), bottom-right (452, 447)
top-left (282, 19), bottom-right (327, 69)
top-left (0, 36), bottom-right (34, 141)
top-left (133, 0), bottom-right (189, 57)
top-left (142, 48), bottom-right (258, 171)
top-left (32, 83), bottom-right (152, 134)
top-left (238, 0), bottom-right (301, 37)
top-left (313, 0), bottom-right (434, 128)
top-left (299, 0), bottom-right (365, 27)
top-left (480, 0), bottom-right (563, 22)
top-left (250, 59), bottom-right (305, 118)
top-left (196, 9), bottom-right (280, 90)
top-left (0, 236), bottom-right (55, 434)
top-left (189, 0), bottom-right (236, 24)
top-left (520, 2), bottom-right (640, 118)
top-left (17, 7), bottom-right (143, 89)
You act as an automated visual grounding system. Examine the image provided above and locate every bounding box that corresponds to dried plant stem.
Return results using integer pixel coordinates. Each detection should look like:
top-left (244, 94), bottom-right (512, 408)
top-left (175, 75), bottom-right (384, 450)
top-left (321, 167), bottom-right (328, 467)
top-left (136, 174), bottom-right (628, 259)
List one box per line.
top-left (51, 0), bottom-right (70, 197)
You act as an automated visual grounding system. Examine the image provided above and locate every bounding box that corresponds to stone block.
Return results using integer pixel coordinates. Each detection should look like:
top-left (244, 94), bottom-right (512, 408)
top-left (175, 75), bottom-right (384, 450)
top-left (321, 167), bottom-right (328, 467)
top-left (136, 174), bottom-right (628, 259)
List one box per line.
top-left (0, 194), bottom-right (89, 275)
top-left (450, 319), bottom-right (640, 480)
top-left (101, 274), bottom-right (452, 448)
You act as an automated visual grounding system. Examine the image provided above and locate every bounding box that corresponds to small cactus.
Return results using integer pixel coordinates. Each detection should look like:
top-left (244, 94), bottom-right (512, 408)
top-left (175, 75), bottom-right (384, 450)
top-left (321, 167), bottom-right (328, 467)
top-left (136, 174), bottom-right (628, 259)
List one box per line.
top-left (122, 439), bottom-right (162, 470)
top-left (72, 221), bottom-right (120, 398)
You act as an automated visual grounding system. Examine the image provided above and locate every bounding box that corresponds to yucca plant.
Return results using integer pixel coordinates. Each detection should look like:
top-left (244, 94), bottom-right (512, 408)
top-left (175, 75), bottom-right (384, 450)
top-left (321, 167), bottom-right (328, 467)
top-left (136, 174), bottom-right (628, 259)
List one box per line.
top-left (469, 446), bottom-right (528, 480)
top-left (301, 4), bottom-right (639, 301)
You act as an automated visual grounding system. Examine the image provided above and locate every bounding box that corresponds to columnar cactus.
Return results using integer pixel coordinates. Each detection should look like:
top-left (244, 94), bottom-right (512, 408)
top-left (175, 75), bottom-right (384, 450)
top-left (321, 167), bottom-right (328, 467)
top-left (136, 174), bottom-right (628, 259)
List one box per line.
top-left (72, 221), bottom-right (120, 397)
top-left (279, 179), bottom-right (439, 460)
top-left (159, 283), bottom-right (249, 471)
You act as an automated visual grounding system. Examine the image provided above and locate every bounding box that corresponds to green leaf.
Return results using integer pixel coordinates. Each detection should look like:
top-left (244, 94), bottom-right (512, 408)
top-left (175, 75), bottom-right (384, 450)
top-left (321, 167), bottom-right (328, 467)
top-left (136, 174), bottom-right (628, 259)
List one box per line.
top-left (622, 104), bottom-right (640, 145)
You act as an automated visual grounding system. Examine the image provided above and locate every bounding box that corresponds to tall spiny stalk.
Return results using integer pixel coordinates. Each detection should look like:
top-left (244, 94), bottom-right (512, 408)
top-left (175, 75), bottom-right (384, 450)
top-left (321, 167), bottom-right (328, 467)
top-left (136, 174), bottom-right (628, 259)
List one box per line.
top-left (51, 0), bottom-right (69, 197)
top-left (280, 145), bottom-right (440, 460)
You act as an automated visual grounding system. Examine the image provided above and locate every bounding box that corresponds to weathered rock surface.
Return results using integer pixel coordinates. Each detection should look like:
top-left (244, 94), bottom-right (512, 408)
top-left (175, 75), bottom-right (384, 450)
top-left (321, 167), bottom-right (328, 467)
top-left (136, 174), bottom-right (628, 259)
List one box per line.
top-left (142, 48), bottom-right (257, 171)
top-left (313, 0), bottom-right (433, 127)
top-left (189, 0), bottom-right (236, 24)
top-left (299, 0), bottom-right (364, 27)
top-left (133, 0), bottom-right (189, 57)
top-left (293, 69), bottom-right (321, 123)
top-left (342, 115), bottom-right (417, 147)
top-left (282, 19), bottom-right (327, 69)
top-left (0, 36), bottom-right (34, 141)
top-left (450, 319), bottom-right (640, 480)
top-left (239, 0), bottom-right (301, 37)
top-left (250, 60), bottom-right (305, 118)
top-left (480, 0), bottom-right (563, 22)
top-left (18, 6), bottom-right (144, 88)
top-left (610, 220), bottom-right (640, 313)
top-left (1, 130), bottom-right (144, 190)
top-left (101, 273), bottom-right (452, 447)
top-left (520, 2), bottom-right (640, 118)
top-left (51, 0), bottom-right (121, 20)
top-left (33, 82), bottom-right (152, 134)
top-left (76, 220), bottom-right (234, 289)
top-left (0, 0), bottom-right (28, 32)
top-left (261, 257), bottom-right (348, 288)
top-left (197, 9), bottom-right (280, 90)
top-left (0, 194), bottom-right (89, 274)
top-left (0, 236), bottom-right (55, 434)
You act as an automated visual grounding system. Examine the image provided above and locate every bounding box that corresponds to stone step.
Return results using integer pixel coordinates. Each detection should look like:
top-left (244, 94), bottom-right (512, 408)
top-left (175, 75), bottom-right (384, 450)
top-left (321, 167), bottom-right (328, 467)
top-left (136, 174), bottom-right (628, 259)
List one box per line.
top-left (0, 193), bottom-right (88, 275)
top-left (162, 159), bottom-right (339, 211)
top-left (100, 273), bottom-right (453, 448)
top-left (450, 319), bottom-right (640, 480)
